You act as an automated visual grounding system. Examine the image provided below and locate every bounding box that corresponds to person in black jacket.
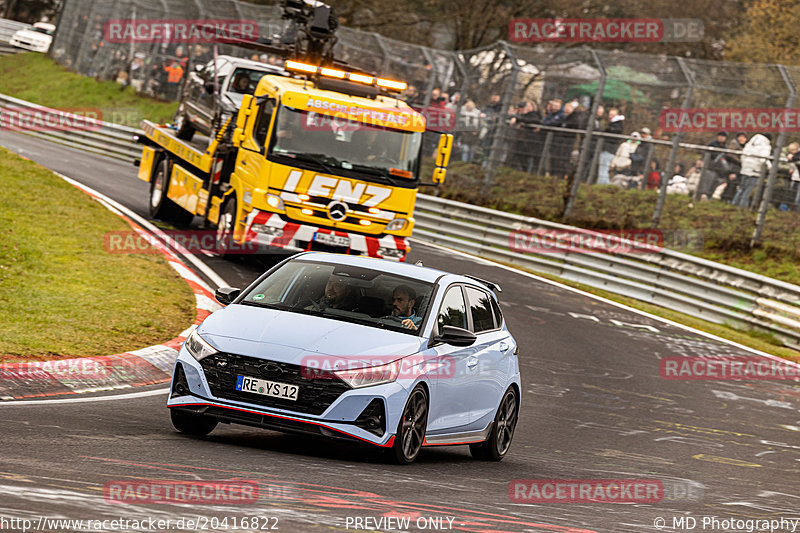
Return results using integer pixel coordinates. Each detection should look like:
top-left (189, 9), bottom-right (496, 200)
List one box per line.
top-left (508, 101), bottom-right (542, 172)
top-left (597, 108), bottom-right (624, 184)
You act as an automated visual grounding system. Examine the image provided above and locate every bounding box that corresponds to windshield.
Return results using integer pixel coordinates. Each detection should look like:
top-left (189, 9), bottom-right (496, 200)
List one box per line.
top-left (240, 260), bottom-right (434, 336)
top-left (268, 105), bottom-right (422, 182)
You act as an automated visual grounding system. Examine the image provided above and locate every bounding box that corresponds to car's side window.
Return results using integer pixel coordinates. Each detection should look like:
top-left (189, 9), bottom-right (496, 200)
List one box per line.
top-left (437, 286), bottom-right (467, 331)
top-left (490, 295), bottom-right (503, 328)
top-left (253, 99), bottom-right (276, 149)
top-left (465, 287), bottom-right (495, 333)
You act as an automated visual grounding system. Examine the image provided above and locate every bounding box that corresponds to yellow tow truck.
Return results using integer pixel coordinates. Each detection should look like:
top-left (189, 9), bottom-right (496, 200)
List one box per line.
top-left (135, 0), bottom-right (452, 261)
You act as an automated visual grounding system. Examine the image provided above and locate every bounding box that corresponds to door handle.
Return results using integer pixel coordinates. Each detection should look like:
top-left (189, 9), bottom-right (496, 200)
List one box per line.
top-left (499, 342), bottom-right (510, 353)
top-left (466, 357), bottom-right (479, 369)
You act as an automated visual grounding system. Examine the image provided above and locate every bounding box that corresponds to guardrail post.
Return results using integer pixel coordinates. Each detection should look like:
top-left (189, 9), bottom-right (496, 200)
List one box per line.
top-left (752, 66), bottom-right (795, 246)
top-left (563, 49), bottom-right (605, 219)
top-left (653, 58), bottom-right (694, 228)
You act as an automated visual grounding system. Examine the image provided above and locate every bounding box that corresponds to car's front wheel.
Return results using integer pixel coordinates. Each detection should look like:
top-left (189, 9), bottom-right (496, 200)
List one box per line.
top-left (470, 387), bottom-right (518, 461)
top-left (391, 385), bottom-right (428, 464)
top-left (170, 408), bottom-right (218, 436)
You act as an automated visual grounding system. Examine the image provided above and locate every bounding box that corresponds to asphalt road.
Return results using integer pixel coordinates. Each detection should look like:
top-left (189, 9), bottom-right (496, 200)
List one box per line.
top-left (1, 130), bottom-right (799, 533)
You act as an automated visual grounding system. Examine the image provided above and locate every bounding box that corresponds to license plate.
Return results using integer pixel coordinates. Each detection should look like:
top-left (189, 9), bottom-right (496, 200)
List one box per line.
top-left (314, 232), bottom-right (350, 248)
top-left (235, 375), bottom-right (298, 401)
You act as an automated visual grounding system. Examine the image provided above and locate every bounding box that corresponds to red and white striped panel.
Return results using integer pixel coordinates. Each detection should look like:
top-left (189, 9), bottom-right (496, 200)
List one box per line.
top-left (244, 210), bottom-right (407, 261)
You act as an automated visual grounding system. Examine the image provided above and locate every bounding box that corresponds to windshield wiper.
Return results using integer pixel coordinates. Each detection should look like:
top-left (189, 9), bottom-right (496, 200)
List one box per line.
top-left (239, 301), bottom-right (286, 310)
top-left (277, 152), bottom-right (338, 175)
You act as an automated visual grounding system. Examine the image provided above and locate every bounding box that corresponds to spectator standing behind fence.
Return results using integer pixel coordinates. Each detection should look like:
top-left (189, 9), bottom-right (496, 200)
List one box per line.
top-left (786, 142), bottom-right (800, 211)
top-left (733, 133), bottom-right (772, 208)
top-left (720, 132), bottom-right (747, 202)
top-left (703, 132), bottom-right (729, 199)
top-left (646, 158), bottom-right (662, 190)
top-left (458, 99), bottom-right (482, 163)
top-left (509, 101), bottom-right (542, 172)
top-left (685, 159), bottom-right (704, 197)
top-left (597, 108), bottom-right (624, 185)
top-left (667, 162), bottom-right (689, 195)
top-left (551, 101), bottom-right (580, 179)
top-left (610, 132), bottom-right (641, 188)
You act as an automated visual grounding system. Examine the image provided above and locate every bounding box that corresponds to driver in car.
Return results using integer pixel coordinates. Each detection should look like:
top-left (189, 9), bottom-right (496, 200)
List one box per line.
top-left (386, 285), bottom-right (422, 331)
top-left (231, 72), bottom-right (251, 94)
top-left (306, 275), bottom-right (358, 311)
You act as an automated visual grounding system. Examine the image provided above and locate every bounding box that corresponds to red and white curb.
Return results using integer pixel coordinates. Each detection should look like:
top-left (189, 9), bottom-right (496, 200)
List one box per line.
top-left (0, 174), bottom-right (221, 401)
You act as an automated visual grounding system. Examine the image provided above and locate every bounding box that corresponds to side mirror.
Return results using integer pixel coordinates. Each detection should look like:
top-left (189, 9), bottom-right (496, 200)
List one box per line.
top-left (435, 133), bottom-right (453, 168)
top-left (215, 287), bottom-right (241, 305)
top-left (204, 81), bottom-right (215, 95)
top-left (434, 325), bottom-right (476, 347)
top-left (429, 133), bottom-right (453, 186)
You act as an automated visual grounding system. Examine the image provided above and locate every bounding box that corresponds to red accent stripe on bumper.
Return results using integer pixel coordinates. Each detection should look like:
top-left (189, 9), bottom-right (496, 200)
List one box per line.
top-left (170, 401), bottom-right (395, 448)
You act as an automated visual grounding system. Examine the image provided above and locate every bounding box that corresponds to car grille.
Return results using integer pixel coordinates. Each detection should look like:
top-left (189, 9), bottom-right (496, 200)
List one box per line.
top-left (199, 352), bottom-right (351, 415)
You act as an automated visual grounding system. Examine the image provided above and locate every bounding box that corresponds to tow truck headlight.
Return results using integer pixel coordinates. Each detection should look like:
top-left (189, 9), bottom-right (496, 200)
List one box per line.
top-left (184, 330), bottom-right (217, 362)
top-left (265, 194), bottom-right (285, 211)
top-left (334, 360), bottom-right (401, 388)
top-left (386, 218), bottom-right (407, 232)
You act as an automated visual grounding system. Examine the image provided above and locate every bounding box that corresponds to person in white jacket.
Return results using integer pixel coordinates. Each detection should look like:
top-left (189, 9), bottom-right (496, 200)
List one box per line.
top-left (733, 133), bottom-right (772, 208)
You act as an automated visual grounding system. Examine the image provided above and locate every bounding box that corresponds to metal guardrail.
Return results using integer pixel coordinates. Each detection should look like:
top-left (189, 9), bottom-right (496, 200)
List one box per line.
top-left (0, 18), bottom-right (29, 43)
top-left (0, 93), bottom-right (142, 161)
top-left (1, 91), bottom-right (797, 349)
top-left (413, 194), bottom-right (800, 349)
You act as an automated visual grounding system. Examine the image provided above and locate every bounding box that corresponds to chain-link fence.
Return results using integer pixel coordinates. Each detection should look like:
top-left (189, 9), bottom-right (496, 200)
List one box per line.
top-left (49, 0), bottom-right (800, 245)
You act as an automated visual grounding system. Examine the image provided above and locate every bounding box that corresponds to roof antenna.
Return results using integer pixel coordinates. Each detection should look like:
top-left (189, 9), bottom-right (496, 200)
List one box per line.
top-left (415, 260), bottom-right (423, 267)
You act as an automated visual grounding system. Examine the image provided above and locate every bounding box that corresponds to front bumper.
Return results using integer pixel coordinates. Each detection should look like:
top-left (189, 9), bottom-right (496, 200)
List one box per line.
top-left (168, 347), bottom-right (408, 447)
top-left (244, 210), bottom-right (408, 261)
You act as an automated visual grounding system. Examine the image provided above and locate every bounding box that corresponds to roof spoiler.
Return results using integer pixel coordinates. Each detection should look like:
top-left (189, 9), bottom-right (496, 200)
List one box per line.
top-left (464, 275), bottom-right (501, 294)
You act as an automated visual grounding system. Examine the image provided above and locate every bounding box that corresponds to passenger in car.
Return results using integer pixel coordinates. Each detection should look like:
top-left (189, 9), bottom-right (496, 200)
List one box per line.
top-left (387, 285), bottom-right (422, 330)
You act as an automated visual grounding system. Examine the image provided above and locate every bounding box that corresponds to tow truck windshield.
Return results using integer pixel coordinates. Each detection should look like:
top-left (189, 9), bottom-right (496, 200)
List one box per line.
top-left (268, 105), bottom-right (422, 185)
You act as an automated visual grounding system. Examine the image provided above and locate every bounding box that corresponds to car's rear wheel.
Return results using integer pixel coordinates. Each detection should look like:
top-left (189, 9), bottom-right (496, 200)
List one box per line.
top-left (170, 408), bottom-right (218, 436)
top-left (391, 385), bottom-right (428, 464)
top-left (149, 158), bottom-right (194, 225)
top-left (175, 109), bottom-right (195, 141)
top-left (470, 387), bottom-right (518, 461)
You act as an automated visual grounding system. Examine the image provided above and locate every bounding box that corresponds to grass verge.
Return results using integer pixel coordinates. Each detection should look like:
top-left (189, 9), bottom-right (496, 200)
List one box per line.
top-left (0, 53), bottom-right (177, 127)
top-left (0, 147), bottom-right (195, 361)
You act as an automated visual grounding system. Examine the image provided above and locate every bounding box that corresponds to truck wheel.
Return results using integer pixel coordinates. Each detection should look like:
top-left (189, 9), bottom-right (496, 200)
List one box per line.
top-left (149, 158), bottom-right (194, 226)
top-left (175, 110), bottom-right (195, 141)
top-left (215, 198), bottom-right (238, 256)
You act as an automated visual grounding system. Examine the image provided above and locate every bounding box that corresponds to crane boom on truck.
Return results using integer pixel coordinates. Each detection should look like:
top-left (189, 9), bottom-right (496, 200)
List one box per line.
top-left (135, 0), bottom-right (453, 261)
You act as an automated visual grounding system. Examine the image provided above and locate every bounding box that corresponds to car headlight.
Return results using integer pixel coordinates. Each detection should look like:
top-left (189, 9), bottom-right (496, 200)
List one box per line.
top-left (334, 360), bottom-right (401, 388)
top-left (184, 330), bottom-right (217, 361)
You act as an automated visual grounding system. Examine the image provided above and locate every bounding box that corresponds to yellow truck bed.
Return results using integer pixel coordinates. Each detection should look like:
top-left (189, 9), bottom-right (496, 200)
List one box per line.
top-left (140, 120), bottom-right (215, 173)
